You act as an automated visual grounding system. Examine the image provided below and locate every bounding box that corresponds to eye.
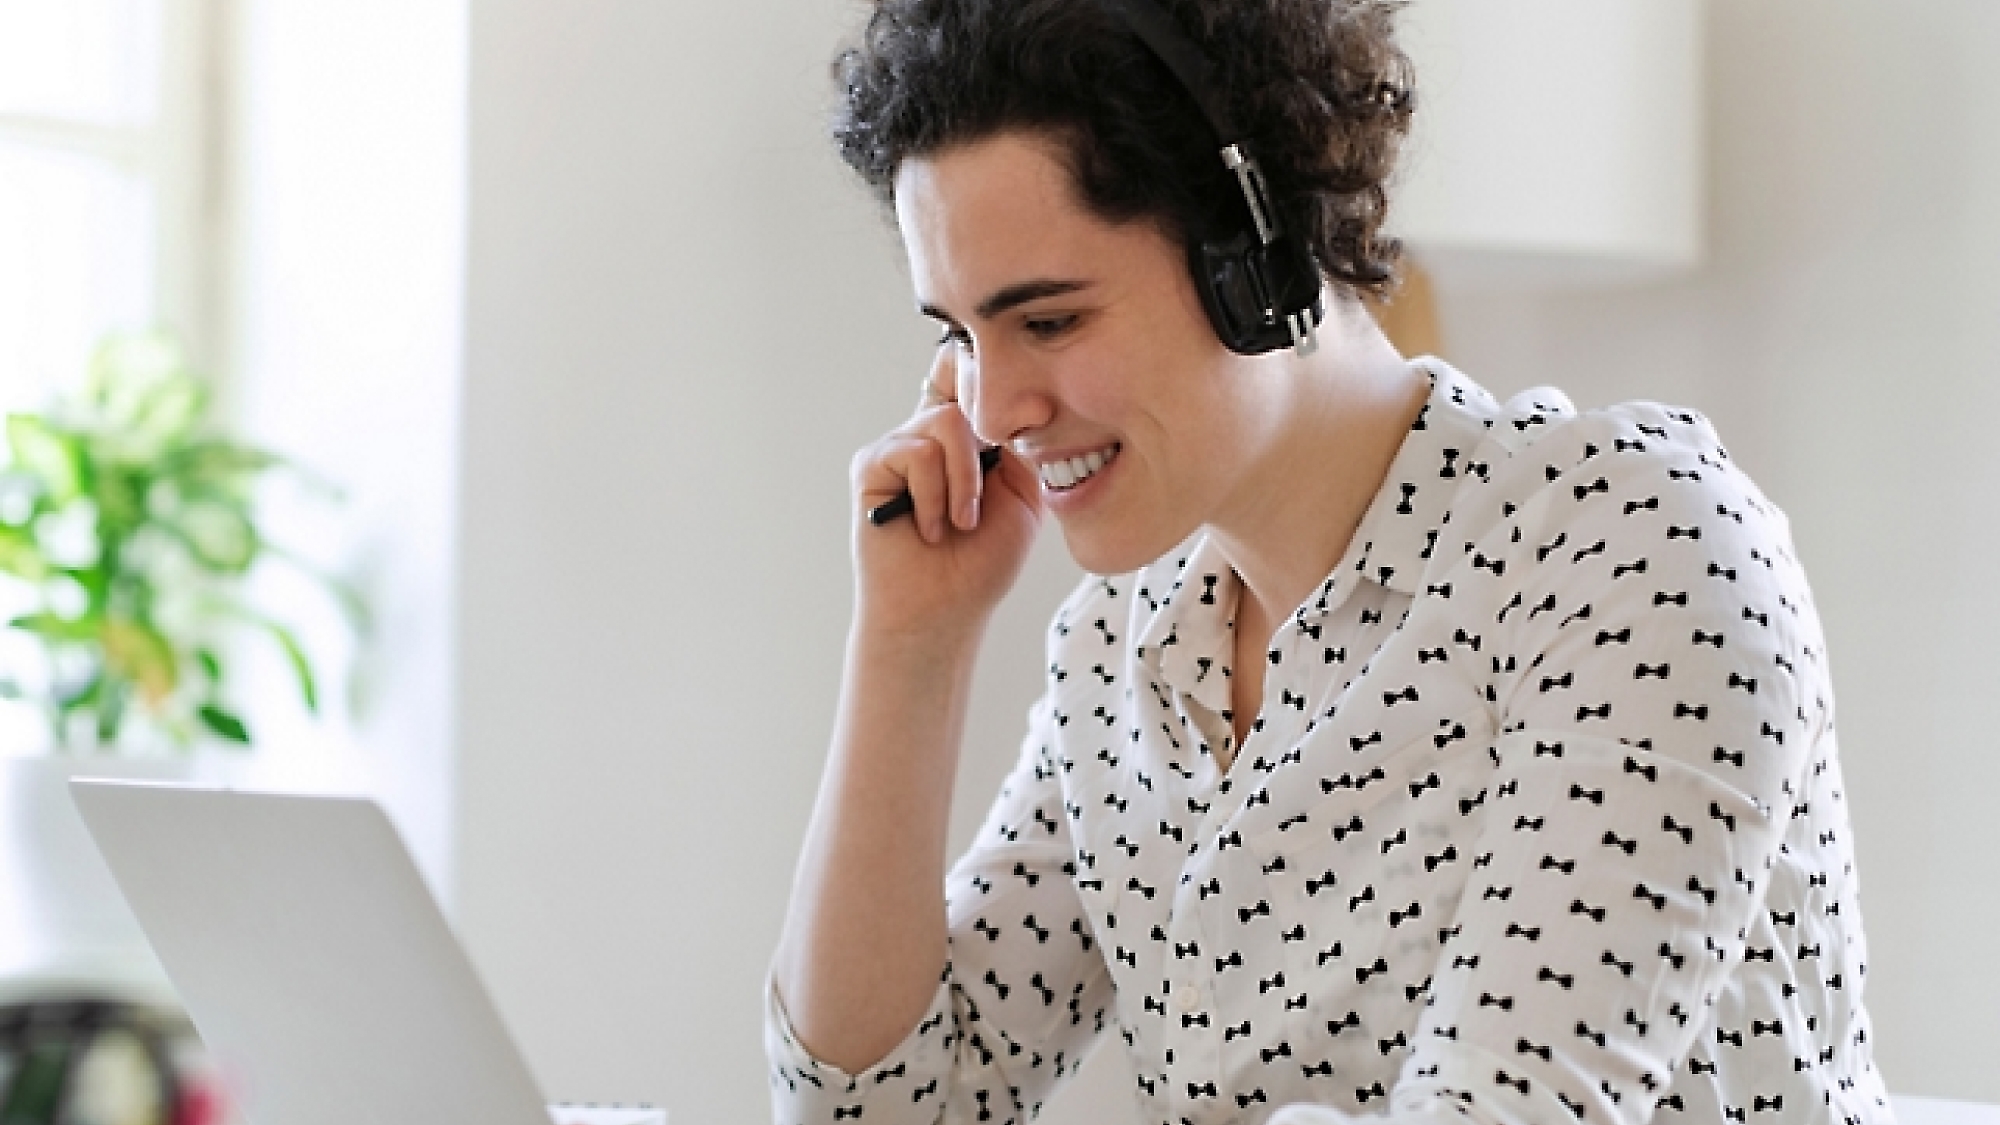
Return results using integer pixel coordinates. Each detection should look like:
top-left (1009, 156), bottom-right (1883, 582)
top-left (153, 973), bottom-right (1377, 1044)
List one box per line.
top-left (1024, 314), bottom-right (1078, 340)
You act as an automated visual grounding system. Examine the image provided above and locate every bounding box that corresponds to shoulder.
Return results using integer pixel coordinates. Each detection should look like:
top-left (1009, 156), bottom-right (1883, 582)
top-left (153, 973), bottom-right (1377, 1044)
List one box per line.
top-left (1421, 382), bottom-right (1796, 587)
top-left (1476, 393), bottom-right (1830, 710)
top-left (1459, 397), bottom-right (1833, 804)
top-left (1457, 388), bottom-right (1792, 558)
top-left (1517, 397), bottom-right (1792, 561)
top-left (1431, 384), bottom-right (1827, 680)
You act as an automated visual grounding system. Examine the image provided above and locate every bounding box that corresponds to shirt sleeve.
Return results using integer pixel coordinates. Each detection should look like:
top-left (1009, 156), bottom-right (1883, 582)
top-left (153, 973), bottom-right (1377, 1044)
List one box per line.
top-left (1386, 409), bottom-right (1824, 1124)
top-left (765, 694), bottom-right (1117, 1125)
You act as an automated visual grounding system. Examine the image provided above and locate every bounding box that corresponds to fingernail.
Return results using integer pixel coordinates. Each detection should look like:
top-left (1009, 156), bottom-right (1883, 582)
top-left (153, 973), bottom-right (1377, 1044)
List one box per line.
top-left (970, 496), bottom-right (981, 527)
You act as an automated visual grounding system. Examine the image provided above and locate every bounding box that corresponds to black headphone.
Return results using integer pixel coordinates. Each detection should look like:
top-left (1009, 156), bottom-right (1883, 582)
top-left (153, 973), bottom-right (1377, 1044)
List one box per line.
top-left (1097, 0), bottom-right (1326, 356)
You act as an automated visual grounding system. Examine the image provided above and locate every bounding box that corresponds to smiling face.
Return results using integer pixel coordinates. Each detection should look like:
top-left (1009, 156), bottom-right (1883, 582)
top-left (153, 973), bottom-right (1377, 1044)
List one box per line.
top-left (895, 130), bottom-right (1296, 575)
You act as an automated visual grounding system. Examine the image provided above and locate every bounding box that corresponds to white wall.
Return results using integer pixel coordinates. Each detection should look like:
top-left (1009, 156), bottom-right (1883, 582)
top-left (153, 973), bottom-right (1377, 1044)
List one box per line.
top-left (1433, 0), bottom-right (2000, 1103)
top-left (227, 0), bottom-right (466, 895)
top-left (452, 2), bottom-right (2000, 1123)
top-left (452, 1), bottom-right (1033, 1118)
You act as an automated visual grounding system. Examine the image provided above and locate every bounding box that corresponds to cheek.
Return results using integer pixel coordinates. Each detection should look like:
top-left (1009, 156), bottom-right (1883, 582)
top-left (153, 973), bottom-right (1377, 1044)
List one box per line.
top-left (1056, 322), bottom-right (1217, 435)
top-left (1053, 364), bottom-right (1134, 427)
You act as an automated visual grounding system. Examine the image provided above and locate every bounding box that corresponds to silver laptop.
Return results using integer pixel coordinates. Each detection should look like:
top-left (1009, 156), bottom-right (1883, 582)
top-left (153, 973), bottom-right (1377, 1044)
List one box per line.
top-left (69, 780), bottom-right (662, 1125)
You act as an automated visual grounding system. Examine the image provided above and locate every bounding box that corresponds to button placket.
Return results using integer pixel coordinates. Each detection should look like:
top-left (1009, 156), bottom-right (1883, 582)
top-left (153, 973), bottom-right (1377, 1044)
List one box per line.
top-left (1160, 874), bottom-right (1221, 1104)
top-left (1257, 619), bottom-right (1316, 753)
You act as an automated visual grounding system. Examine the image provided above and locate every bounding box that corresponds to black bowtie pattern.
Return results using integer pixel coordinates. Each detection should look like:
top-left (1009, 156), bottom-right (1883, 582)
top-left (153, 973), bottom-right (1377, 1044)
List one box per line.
top-left (768, 362), bottom-right (1887, 1125)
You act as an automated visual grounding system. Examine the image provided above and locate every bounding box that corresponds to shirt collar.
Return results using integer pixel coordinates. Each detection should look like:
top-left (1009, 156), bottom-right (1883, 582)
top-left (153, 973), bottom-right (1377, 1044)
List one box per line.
top-left (1132, 358), bottom-right (1504, 710)
top-left (1134, 533), bottom-right (1241, 715)
top-left (1343, 357), bottom-right (1505, 599)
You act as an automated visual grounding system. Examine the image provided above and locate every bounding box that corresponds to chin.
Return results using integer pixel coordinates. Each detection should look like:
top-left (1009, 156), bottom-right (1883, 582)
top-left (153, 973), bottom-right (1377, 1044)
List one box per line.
top-left (1055, 517), bottom-right (1188, 578)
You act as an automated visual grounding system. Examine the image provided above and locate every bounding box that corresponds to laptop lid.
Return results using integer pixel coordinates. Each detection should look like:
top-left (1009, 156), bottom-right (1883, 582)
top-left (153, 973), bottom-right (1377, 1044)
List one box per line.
top-left (69, 780), bottom-right (550, 1125)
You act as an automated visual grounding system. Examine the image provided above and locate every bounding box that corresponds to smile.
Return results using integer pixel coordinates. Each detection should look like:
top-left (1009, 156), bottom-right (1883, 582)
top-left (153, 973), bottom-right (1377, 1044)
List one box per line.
top-left (1037, 443), bottom-right (1121, 491)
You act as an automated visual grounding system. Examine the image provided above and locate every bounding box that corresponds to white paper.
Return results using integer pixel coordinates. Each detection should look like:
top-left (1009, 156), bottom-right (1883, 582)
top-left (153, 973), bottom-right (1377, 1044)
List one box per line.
top-left (546, 1105), bottom-right (666, 1125)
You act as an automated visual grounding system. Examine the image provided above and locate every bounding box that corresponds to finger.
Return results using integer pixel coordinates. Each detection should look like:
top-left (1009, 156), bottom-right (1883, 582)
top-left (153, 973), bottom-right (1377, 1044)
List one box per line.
top-left (853, 424), bottom-right (941, 500)
top-left (911, 346), bottom-right (959, 416)
top-left (876, 400), bottom-right (981, 529)
top-left (929, 406), bottom-right (985, 531)
top-left (867, 434), bottom-right (950, 544)
top-left (929, 346), bottom-right (961, 405)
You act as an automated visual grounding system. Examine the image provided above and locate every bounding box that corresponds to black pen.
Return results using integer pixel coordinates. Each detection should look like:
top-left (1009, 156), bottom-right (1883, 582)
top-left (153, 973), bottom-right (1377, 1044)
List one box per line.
top-left (868, 446), bottom-right (1004, 526)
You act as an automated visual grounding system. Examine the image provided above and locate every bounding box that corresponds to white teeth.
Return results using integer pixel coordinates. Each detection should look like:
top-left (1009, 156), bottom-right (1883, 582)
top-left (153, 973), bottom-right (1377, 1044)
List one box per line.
top-left (1039, 444), bottom-right (1119, 491)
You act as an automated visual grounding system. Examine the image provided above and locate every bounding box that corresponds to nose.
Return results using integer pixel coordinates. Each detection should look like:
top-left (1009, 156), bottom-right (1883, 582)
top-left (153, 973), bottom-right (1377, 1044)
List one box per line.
top-left (959, 337), bottom-right (1055, 448)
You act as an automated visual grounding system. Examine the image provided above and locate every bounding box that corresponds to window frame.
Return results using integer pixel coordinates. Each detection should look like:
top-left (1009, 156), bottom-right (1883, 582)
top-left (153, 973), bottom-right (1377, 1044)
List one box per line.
top-left (0, 0), bottom-right (231, 383)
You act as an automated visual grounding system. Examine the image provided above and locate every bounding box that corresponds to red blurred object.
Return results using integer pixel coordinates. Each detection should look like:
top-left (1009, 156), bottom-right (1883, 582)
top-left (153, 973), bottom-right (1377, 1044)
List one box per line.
top-left (173, 1076), bottom-right (227, 1125)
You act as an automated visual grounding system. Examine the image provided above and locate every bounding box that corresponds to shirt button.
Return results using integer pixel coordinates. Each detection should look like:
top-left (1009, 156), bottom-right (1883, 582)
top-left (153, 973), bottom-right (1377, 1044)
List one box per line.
top-left (1176, 983), bottom-right (1202, 1012)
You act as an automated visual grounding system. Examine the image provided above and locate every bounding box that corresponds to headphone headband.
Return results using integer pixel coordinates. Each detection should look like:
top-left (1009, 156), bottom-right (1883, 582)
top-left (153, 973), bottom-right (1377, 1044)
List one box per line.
top-left (1094, 0), bottom-right (1239, 141)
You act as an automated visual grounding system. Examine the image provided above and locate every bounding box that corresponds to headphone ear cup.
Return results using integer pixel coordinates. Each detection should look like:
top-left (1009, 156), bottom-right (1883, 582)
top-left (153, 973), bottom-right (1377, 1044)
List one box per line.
top-left (1188, 232), bottom-right (1267, 353)
top-left (1188, 231), bottom-right (1325, 355)
top-left (1262, 235), bottom-right (1324, 321)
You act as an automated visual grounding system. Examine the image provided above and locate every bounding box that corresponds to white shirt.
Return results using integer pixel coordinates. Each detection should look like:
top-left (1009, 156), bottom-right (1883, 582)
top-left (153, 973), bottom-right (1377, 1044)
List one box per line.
top-left (766, 359), bottom-right (1894, 1125)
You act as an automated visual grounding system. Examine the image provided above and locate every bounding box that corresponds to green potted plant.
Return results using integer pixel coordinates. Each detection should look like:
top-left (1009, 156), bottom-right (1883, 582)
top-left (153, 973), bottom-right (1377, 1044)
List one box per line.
top-left (0, 332), bottom-right (361, 1003)
top-left (0, 333), bottom-right (353, 753)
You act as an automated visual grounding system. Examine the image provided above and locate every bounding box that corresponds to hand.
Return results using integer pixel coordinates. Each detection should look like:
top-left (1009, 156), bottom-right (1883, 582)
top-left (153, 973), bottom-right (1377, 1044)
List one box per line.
top-left (849, 347), bottom-right (1042, 639)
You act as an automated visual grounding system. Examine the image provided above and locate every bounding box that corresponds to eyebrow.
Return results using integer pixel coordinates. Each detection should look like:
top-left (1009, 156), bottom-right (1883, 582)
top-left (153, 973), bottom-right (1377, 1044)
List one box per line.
top-left (920, 278), bottom-right (1092, 324)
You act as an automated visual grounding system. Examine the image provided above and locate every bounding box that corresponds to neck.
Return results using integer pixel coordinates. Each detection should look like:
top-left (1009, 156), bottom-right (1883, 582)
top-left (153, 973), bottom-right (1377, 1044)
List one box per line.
top-left (1207, 298), bottom-right (1429, 643)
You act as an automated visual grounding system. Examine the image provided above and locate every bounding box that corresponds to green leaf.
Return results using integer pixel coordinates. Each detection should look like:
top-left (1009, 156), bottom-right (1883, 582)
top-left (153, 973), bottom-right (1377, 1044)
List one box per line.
top-left (93, 464), bottom-right (149, 534)
top-left (161, 715), bottom-right (196, 750)
top-left (10, 611), bottom-right (97, 643)
top-left (0, 523), bottom-right (48, 579)
top-left (94, 678), bottom-right (128, 744)
top-left (207, 608), bottom-right (319, 715)
top-left (85, 333), bottom-right (187, 426)
top-left (127, 374), bottom-right (206, 454)
top-left (69, 566), bottom-right (109, 614)
top-left (197, 703), bottom-right (250, 744)
top-left (7, 415), bottom-right (83, 503)
top-left (260, 544), bottom-right (372, 637)
top-left (56, 671), bottom-right (104, 722)
top-left (77, 332), bottom-right (215, 466)
top-left (171, 500), bottom-right (257, 572)
top-left (259, 619), bottom-right (319, 714)
top-left (100, 615), bottom-right (178, 706)
top-left (195, 647), bottom-right (221, 683)
top-left (158, 440), bottom-right (287, 490)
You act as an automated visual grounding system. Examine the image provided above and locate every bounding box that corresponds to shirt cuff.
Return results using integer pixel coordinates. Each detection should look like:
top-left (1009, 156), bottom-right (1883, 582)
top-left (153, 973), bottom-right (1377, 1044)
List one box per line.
top-left (1269, 1104), bottom-right (1474, 1125)
top-left (764, 968), bottom-right (956, 1124)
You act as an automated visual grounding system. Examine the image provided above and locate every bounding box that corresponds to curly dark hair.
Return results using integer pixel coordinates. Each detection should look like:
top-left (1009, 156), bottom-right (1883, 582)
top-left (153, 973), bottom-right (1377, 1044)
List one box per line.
top-left (831, 0), bottom-right (1415, 301)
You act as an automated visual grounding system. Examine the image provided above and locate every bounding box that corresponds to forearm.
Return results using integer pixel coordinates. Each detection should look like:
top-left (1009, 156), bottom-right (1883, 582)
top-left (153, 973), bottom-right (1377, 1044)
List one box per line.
top-left (773, 617), bottom-right (983, 1074)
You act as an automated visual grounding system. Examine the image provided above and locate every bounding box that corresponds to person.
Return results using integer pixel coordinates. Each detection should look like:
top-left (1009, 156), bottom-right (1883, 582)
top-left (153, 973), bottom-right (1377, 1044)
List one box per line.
top-left (766, 1), bottom-right (1894, 1122)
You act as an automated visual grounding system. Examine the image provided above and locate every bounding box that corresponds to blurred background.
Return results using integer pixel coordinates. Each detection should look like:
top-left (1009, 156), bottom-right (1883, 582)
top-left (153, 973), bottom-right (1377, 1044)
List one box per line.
top-left (0, 0), bottom-right (1994, 1122)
